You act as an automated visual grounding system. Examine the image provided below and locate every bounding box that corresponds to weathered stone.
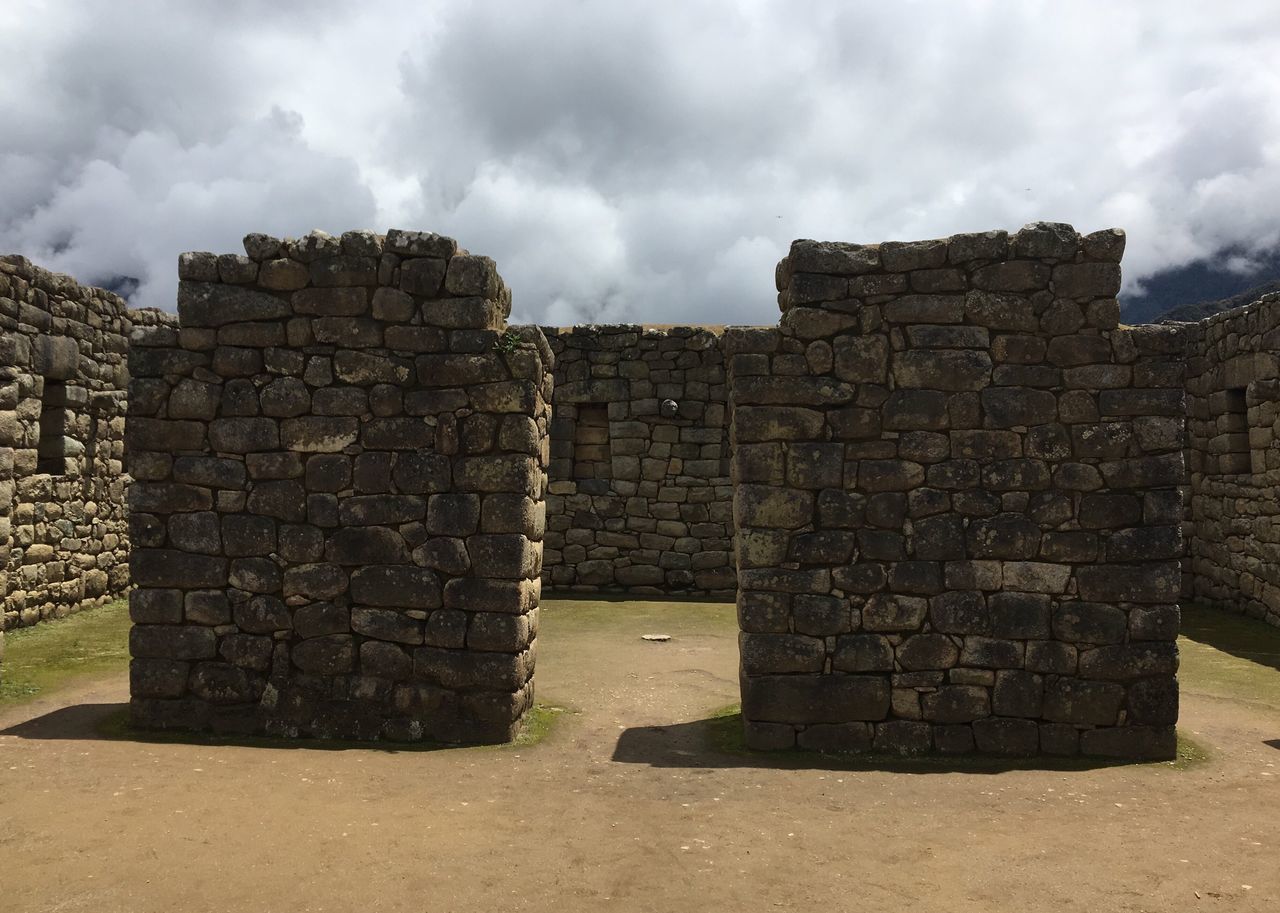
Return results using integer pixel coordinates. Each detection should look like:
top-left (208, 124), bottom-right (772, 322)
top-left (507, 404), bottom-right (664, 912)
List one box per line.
top-left (742, 674), bottom-right (890, 723)
top-left (861, 594), bottom-right (928, 632)
top-left (350, 566), bottom-right (442, 609)
top-left (740, 633), bottom-right (826, 674)
top-left (352, 608), bottom-right (423, 645)
top-left (922, 685), bottom-right (989, 723)
top-left (896, 633), bottom-right (959, 671)
top-left (1043, 678), bottom-right (1125, 725)
top-left (178, 282), bottom-right (292, 327)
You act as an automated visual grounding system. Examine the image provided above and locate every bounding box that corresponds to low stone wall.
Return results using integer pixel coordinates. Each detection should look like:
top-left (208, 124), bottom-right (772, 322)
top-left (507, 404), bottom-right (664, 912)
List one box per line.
top-left (1184, 293), bottom-right (1280, 627)
top-left (0, 255), bottom-right (139, 646)
top-left (126, 230), bottom-right (550, 742)
top-left (728, 223), bottom-right (1183, 759)
top-left (541, 325), bottom-right (735, 595)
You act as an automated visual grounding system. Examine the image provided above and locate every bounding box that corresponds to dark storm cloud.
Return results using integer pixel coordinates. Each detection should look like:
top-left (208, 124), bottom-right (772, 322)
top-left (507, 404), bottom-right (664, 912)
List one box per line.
top-left (1, 1), bottom-right (1278, 320)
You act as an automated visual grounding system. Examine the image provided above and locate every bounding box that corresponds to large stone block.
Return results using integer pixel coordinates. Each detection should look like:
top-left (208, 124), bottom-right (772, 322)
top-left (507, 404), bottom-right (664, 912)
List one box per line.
top-left (742, 674), bottom-right (890, 724)
top-left (178, 282), bottom-right (292, 327)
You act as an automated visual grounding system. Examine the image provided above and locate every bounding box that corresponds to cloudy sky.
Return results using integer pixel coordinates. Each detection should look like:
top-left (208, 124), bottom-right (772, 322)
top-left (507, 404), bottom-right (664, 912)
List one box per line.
top-left (2, 1), bottom-right (1278, 325)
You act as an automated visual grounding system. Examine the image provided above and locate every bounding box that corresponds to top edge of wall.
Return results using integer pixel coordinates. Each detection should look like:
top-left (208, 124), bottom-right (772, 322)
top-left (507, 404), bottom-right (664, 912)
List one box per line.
top-left (179, 229), bottom-right (467, 266)
top-left (1190, 290), bottom-right (1280, 328)
top-left (779, 223), bottom-right (1125, 278)
top-left (540, 324), bottom-right (730, 336)
top-left (0, 252), bottom-right (131, 317)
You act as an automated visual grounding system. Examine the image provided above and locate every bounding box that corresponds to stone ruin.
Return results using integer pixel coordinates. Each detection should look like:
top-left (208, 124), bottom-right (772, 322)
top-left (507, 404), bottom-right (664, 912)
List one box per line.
top-left (5, 220), bottom-right (1280, 758)
top-left (126, 231), bottom-right (548, 741)
top-left (730, 226), bottom-right (1180, 758)
top-left (0, 255), bottom-right (152, 666)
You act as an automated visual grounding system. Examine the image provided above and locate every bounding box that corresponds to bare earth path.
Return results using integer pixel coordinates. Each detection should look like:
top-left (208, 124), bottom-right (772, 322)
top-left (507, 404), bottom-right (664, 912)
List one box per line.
top-left (2, 599), bottom-right (1278, 913)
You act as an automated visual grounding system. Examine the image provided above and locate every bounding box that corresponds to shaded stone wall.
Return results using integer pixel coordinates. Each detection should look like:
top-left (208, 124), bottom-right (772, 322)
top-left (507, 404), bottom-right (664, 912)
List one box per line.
top-left (728, 223), bottom-right (1184, 760)
top-left (541, 325), bottom-right (735, 595)
top-left (1184, 292), bottom-right (1280, 627)
top-left (0, 255), bottom-right (141, 647)
top-left (126, 230), bottom-right (550, 742)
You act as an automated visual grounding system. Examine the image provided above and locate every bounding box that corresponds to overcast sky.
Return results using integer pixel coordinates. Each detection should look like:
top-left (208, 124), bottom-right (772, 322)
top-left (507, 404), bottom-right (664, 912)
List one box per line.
top-left (2, 1), bottom-right (1278, 325)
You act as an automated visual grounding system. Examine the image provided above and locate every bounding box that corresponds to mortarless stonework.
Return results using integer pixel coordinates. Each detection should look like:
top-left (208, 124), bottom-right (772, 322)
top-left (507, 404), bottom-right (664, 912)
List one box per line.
top-left (727, 223), bottom-right (1184, 759)
top-left (125, 230), bottom-right (550, 742)
top-left (540, 325), bottom-right (735, 595)
top-left (1184, 293), bottom-right (1280, 628)
top-left (12, 218), bottom-right (1249, 754)
top-left (0, 256), bottom-right (151, 660)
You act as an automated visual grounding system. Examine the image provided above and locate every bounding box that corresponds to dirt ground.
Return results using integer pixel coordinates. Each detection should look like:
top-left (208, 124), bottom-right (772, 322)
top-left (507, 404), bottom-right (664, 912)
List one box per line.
top-left (2, 599), bottom-right (1278, 913)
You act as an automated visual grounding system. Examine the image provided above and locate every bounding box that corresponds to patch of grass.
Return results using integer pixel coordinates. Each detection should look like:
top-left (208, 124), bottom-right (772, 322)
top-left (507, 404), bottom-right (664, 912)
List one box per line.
top-left (1170, 731), bottom-right (1211, 771)
top-left (706, 702), bottom-right (748, 756)
top-left (1179, 603), bottom-right (1280, 711)
top-left (510, 702), bottom-right (573, 749)
top-left (0, 599), bottom-right (131, 706)
top-left (539, 597), bottom-right (736, 638)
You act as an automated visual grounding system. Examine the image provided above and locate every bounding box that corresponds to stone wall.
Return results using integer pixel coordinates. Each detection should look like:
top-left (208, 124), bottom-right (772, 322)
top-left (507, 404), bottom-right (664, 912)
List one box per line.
top-left (1184, 292), bottom-right (1280, 627)
top-left (540, 325), bottom-right (735, 595)
top-left (126, 230), bottom-right (550, 742)
top-left (728, 223), bottom-right (1184, 759)
top-left (0, 255), bottom-right (139, 654)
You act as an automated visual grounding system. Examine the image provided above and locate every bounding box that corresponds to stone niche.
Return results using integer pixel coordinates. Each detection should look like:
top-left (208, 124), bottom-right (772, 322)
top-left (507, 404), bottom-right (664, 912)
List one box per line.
top-left (126, 230), bottom-right (552, 742)
top-left (727, 223), bottom-right (1184, 760)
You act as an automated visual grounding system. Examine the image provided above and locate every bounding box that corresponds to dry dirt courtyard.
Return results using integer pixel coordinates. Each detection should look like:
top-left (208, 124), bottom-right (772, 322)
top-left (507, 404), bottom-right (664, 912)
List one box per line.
top-left (1, 598), bottom-right (1278, 913)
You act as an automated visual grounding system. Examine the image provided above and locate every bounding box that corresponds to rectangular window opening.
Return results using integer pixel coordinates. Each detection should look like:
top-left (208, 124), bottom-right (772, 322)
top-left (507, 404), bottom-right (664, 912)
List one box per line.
top-left (37, 380), bottom-right (69, 476)
top-left (572, 404), bottom-right (611, 480)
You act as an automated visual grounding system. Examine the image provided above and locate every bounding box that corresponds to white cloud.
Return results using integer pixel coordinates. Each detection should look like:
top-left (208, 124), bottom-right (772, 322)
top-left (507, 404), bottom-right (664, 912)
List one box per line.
top-left (2, 0), bottom-right (1279, 322)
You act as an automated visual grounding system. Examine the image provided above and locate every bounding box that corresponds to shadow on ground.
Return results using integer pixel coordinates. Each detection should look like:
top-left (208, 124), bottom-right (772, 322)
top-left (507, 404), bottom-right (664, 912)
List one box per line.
top-left (1181, 603), bottom-right (1280, 672)
top-left (608, 709), bottom-right (1189, 774)
top-left (1, 701), bottom-right (563, 754)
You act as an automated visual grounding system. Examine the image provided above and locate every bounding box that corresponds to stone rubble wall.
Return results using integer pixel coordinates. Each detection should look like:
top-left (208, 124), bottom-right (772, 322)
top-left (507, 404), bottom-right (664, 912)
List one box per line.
top-left (126, 230), bottom-right (550, 742)
top-left (0, 255), bottom-right (141, 658)
top-left (727, 223), bottom-right (1184, 759)
top-left (540, 325), bottom-right (735, 595)
top-left (1183, 293), bottom-right (1280, 627)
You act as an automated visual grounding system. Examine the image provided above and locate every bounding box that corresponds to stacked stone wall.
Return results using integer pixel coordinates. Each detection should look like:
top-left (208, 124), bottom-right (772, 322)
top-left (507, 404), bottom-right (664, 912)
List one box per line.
top-left (541, 326), bottom-right (735, 595)
top-left (728, 223), bottom-right (1184, 759)
top-left (1184, 293), bottom-right (1280, 627)
top-left (0, 255), bottom-right (139, 657)
top-left (126, 230), bottom-right (550, 742)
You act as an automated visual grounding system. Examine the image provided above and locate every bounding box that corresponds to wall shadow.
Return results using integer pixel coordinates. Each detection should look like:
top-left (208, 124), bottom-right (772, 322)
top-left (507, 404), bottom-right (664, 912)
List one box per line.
top-left (1181, 604), bottom-right (1280, 673)
top-left (611, 711), bottom-right (1136, 775)
top-left (1, 702), bottom-right (520, 754)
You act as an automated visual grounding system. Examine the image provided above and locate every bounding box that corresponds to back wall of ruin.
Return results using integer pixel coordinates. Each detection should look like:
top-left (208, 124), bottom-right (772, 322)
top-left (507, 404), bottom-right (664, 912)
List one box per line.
top-left (1184, 292), bottom-right (1280, 628)
top-left (540, 325), bottom-right (735, 596)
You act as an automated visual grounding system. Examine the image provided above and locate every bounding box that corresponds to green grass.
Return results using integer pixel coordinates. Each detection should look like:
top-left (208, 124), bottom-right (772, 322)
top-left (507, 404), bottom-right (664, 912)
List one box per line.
top-left (510, 702), bottom-right (572, 749)
top-left (1179, 603), bottom-right (1280, 711)
top-left (538, 595), bottom-right (736, 637)
top-left (0, 599), bottom-right (131, 706)
top-left (1170, 731), bottom-right (1211, 771)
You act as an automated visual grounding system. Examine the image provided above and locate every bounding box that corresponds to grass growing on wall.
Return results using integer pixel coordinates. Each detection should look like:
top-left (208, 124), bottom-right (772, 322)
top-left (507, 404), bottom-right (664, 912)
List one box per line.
top-left (0, 599), bottom-right (131, 706)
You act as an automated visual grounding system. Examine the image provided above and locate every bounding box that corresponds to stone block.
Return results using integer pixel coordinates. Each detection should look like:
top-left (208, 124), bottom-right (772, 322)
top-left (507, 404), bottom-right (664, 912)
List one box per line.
top-left (742, 674), bottom-right (890, 724)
